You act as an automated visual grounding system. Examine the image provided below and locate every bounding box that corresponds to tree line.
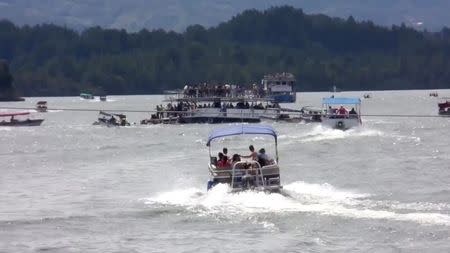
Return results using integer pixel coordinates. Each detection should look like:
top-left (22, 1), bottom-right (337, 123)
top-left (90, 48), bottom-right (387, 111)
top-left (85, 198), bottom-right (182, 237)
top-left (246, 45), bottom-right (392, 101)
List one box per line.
top-left (0, 6), bottom-right (449, 96)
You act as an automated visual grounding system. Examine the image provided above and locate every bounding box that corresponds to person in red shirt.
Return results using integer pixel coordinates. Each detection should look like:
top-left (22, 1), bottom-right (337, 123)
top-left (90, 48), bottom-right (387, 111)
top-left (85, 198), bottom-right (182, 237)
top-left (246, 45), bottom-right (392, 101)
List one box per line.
top-left (337, 106), bottom-right (348, 117)
top-left (217, 152), bottom-right (230, 168)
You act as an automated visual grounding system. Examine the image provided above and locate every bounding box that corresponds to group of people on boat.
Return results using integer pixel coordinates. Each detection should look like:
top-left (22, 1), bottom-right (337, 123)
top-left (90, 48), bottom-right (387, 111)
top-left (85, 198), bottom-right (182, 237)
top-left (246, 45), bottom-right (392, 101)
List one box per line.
top-left (326, 106), bottom-right (358, 118)
top-left (151, 101), bottom-right (281, 120)
top-left (98, 113), bottom-right (129, 126)
top-left (430, 92), bottom-right (439, 97)
top-left (216, 145), bottom-right (274, 169)
top-left (183, 83), bottom-right (266, 98)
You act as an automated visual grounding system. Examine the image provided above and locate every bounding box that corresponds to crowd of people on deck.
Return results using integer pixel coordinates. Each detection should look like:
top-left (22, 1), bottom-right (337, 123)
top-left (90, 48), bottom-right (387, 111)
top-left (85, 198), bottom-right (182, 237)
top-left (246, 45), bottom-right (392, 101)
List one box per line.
top-left (215, 145), bottom-right (275, 170)
top-left (326, 106), bottom-right (358, 118)
top-left (149, 101), bottom-right (280, 119)
top-left (183, 83), bottom-right (266, 98)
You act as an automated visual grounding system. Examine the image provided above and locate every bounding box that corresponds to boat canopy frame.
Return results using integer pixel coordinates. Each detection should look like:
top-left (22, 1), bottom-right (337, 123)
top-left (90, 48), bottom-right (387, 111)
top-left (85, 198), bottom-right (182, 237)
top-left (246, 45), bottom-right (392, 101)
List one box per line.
top-left (206, 125), bottom-right (278, 162)
top-left (0, 112), bottom-right (30, 117)
top-left (322, 97), bottom-right (361, 105)
top-left (99, 111), bottom-right (127, 119)
top-left (322, 97), bottom-right (362, 120)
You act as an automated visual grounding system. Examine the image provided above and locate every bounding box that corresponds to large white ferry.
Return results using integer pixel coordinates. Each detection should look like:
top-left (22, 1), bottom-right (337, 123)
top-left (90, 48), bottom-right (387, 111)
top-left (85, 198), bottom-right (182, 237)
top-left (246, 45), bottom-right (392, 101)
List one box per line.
top-left (142, 89), bottom-right (284, 124)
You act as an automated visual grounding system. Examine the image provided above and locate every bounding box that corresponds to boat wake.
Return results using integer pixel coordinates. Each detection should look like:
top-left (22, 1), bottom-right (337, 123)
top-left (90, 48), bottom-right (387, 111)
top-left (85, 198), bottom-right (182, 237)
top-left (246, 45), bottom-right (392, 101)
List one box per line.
top-left (143, 181), bottom-right (450, 226)
top-left (279, 125), bottom-right (383, 143)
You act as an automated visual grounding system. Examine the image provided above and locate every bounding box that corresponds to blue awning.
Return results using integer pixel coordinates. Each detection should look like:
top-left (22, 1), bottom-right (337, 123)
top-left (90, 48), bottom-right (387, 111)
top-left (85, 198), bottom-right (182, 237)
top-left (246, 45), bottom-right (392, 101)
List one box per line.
top-left (322, 97), bottom-right (361, 105)
top-left (206, 125), bottom-right (277, 146)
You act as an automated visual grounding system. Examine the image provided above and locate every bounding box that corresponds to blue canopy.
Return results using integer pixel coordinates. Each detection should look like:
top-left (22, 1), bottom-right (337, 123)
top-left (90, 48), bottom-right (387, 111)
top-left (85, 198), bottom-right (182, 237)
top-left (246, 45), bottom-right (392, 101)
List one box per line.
top-left (206, 125), bottom-right (277, 146)
top-left (322, 97), bottom-right (361, 105)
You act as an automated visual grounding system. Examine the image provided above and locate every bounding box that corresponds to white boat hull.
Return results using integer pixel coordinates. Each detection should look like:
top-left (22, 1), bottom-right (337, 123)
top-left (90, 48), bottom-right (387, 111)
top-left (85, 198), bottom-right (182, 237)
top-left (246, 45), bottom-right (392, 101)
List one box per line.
top-left (321, 117), bottom-right (361, 130)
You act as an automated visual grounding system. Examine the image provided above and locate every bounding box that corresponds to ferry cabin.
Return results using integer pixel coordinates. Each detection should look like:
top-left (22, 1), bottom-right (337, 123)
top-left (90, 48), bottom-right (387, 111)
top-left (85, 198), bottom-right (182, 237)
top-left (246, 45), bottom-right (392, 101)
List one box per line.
top-left (159, 97), bottom-right (282, 124)
top-left (261, 73), bottom-right (296, 103)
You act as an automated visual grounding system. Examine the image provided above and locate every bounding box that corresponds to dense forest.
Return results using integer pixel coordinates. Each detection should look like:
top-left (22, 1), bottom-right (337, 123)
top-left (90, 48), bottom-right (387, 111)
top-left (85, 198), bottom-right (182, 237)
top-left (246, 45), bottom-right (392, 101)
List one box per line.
top-left (1, 6), bottom-right (450, 96)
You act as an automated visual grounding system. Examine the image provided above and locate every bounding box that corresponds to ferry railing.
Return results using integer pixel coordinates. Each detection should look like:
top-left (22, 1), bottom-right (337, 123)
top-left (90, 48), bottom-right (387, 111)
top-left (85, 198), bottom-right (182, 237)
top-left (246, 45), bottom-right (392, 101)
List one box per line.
top-left (230, 161), bottom-right (264, 190)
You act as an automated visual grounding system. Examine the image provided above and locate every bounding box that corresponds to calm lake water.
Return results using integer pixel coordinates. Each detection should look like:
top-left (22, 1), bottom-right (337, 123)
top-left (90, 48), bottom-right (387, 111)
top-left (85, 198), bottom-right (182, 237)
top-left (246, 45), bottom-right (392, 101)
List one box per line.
top-left (0, 90), bottom-right (449, 252)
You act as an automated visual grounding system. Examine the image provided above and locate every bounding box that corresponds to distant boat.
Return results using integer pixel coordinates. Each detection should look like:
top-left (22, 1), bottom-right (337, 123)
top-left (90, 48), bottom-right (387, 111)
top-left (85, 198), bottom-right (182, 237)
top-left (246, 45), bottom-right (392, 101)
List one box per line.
top-left (36, 101), bottom-right (48, 112)
top-left (80, 93), bottom-right (94, 99)
top-left (99, 95), bottom-right (107, 101)
top-left (331, 85), bottom-right (341, 93)
top-left (261, 72), bottom-right (296, 103)
top-left (363, 93), bottom-right (372, 99)
top-left (438, 97), bottom-right (450, 116)
top-left (93, 111), bottom-right (130, 127)
top-left (0, 112), bottom-right (44, 126)
top-left (321, 97), bottom-right (362, 130)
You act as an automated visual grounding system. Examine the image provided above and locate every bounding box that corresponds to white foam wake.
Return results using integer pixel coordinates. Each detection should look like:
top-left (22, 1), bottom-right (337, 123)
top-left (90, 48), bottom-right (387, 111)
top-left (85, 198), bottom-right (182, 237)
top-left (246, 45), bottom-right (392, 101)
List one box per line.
top-left (279, 125), bottom-right (383, 143)
top-left (144, 181), bottom-right (450, 226)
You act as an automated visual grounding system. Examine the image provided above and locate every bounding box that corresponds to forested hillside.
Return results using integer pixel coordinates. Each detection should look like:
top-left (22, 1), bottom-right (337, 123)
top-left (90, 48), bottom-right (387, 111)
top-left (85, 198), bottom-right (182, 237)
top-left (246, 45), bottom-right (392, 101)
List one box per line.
top-left (1, 6), bottom-right (450, 96)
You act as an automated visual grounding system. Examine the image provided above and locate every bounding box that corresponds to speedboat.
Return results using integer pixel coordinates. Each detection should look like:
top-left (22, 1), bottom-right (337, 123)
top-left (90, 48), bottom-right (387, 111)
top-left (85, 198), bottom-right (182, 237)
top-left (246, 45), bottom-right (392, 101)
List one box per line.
top-left (99, 95), bottom-right (107, 101)
top-left (80, 93), bottom-right (94, 99)
top-left (93, 111), bottom-right (130, 126)
top-left (438, 97), bottom-right (450, 116)
top-left (321, 97), bottom-right (362, 130)
top-left (0, 112), bottom-right (44, 126)
top-left (206, 125), bottom-right (282, 193)
top-left (36, 101), bottom-right (48, 112)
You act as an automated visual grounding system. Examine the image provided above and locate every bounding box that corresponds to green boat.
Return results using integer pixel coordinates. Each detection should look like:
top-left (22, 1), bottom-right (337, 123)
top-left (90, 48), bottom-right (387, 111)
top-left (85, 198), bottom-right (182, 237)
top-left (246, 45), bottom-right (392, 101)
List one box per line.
top-left (80, 93), bottom-right (94, 99)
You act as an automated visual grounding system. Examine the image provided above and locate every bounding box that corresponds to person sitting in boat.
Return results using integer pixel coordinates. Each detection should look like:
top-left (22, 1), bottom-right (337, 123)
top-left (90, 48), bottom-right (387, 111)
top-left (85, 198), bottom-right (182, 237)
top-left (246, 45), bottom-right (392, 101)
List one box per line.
top-left (257, 148), bottom-right (270, 166)
top-left (232, 154), bottom-right (248, 170)
top-left (327, 106), bottom-right (336, 116)
top-left (349, 107), bottom-right (357, 117)
top-left (337, 106), bottom-right (348, 118)
top-left (240, 145), bottom-right (257, 160)
top-left (223, 148), bottom-right (230, 162)
top-left (109, 116), bottom-right (116, 124)
top-left (217, 152), bottom-right (230, 168)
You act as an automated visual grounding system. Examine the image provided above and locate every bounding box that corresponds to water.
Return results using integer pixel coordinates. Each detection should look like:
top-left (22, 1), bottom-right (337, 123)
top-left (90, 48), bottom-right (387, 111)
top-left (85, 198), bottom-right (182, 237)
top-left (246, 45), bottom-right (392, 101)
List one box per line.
top-left (0, 90), bottom-right (449, 252)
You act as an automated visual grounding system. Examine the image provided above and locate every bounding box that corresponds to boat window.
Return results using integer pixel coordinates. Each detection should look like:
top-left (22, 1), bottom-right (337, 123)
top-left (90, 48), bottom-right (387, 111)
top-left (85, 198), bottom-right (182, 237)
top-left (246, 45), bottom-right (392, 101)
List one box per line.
top-left (282, 81), bottom-right (286, 85)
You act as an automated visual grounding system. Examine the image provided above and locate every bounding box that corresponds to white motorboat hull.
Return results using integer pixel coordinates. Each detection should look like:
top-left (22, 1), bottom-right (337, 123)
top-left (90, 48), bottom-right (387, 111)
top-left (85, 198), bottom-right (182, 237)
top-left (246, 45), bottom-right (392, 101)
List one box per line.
top-left (321, 117), bottom-right (360, 130)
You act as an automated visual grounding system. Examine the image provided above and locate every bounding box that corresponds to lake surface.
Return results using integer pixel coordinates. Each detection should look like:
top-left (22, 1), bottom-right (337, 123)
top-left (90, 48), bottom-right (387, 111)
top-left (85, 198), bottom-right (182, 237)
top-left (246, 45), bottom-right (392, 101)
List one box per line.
top-left (0, 90), bottom-right (449, 252)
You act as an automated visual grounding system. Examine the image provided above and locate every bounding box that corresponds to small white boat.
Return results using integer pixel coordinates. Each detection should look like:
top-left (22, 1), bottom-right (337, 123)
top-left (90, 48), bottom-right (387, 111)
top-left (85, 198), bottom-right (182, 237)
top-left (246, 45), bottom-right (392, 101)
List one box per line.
top-left (438, 97), bottom-right (450, 116)
top-left (36, 101), bottom-right (48, 112)
top-left (0, 112), bottom-right (44, 126)
top-left (80, 93), bottom-right (94, 99)
top-left (321, 97), bottom-right (362, 130)
top-left (206, 125), bottom-right (282, 193)
top-left (93, 111), bottom-right (130, 127)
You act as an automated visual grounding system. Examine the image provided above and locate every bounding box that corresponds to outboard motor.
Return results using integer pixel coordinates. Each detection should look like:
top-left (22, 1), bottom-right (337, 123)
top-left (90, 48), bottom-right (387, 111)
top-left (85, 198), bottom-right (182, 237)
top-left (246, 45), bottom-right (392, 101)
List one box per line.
top-left (207, 180), bottom-right (217, 191)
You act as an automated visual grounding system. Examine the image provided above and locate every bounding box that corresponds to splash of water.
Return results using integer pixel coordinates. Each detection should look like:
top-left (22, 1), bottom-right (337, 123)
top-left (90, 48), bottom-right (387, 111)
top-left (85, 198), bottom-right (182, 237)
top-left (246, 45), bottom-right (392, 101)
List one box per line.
top-left (279, 125), bottom-right (383, 143)
top-left (144, 181), bottom-right (450, 226)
